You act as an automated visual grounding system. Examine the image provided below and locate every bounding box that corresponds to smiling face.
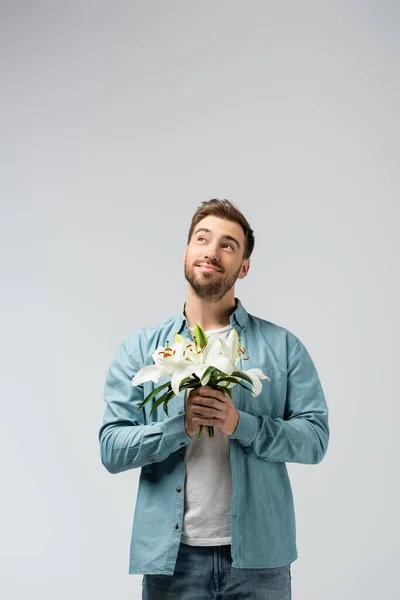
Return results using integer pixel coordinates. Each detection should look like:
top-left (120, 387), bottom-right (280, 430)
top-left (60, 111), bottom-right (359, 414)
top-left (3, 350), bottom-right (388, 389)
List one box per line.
top-left (183, 215), bottom-right (250, 300)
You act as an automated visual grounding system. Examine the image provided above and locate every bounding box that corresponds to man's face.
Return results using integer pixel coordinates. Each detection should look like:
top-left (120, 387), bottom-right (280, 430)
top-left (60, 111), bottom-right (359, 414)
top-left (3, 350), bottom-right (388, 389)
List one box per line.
top-left (183, 215), bottom-right (250, 301)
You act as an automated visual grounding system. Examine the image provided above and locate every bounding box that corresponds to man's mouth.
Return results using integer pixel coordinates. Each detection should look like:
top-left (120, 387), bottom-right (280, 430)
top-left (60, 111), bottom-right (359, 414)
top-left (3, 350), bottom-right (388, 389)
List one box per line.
top-left (197, 264), bottom-right (222, 272)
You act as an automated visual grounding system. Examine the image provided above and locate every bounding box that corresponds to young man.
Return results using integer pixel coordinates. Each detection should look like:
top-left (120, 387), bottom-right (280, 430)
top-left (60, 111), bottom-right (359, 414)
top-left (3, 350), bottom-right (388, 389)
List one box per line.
top-left (99, 199), bottom-right (330, 600)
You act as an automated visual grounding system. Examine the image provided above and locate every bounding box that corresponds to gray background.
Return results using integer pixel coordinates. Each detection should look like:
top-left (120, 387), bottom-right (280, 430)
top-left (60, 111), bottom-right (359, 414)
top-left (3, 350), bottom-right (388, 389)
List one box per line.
top-left (1, 1), bottom-right (399, 599)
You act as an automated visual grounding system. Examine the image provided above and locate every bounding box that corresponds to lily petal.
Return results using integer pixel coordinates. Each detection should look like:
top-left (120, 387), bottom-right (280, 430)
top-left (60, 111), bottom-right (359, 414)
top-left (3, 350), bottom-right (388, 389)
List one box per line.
top-left (218, 337), bottom-right (231, 358)
top-left (201, 371), bottom-right (212, 385)
top-left (203, 337), bottom-right (223, 360)
top-left (171, 365), bottom-right (197, 396)
top-left (246, 367), bottom-right (270, 381)
top-left (206, 355), bottom-right (236, 376)
top-left (239, 367), bottom-right (269, 397)
top-left (131, 364), bottom-right (167, 386)
top-left (225, 328), bottom-right (239, 363)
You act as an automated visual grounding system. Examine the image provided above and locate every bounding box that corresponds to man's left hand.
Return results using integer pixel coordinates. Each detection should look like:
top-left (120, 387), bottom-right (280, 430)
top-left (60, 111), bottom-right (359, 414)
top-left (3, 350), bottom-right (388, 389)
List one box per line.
top-left (191, 386), bottom-right (239, 437)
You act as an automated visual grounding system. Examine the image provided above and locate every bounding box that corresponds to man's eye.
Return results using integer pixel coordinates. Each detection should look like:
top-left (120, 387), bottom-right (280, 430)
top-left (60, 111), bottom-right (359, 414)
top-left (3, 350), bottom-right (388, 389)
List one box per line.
top-left (197, 237), bottom-right (233, 250)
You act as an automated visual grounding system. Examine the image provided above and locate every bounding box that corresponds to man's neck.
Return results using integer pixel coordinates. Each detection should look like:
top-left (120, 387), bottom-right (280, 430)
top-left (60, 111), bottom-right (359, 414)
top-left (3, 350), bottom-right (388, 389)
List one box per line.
top-left (183, 288), bottom-right (237, 331)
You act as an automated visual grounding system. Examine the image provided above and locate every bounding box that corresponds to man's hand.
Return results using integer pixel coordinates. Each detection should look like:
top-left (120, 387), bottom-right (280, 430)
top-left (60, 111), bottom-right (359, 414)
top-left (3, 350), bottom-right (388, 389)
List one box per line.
top-left (185, 385), bottom-right (239, 437)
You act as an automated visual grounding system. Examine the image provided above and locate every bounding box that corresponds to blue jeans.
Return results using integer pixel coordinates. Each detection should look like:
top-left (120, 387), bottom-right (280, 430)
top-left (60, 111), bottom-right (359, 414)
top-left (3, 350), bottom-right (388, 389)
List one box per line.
top-left (142, 542), bottom-right (292, 599)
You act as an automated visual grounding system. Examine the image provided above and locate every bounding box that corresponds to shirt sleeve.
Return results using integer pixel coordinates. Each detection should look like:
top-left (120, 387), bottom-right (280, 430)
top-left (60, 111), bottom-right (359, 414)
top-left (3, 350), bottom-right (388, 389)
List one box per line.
top-left (227, 336), bottom-right (330, 464)
top-left (98, 333), bottom-right (193, 474)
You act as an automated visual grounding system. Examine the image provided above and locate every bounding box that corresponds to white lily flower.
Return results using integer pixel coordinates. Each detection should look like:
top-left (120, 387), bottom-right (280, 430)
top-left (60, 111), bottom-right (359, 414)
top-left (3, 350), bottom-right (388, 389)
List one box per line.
top-left (131, 339), bottom-right (188, 386)
top-left (218, 328), bottom-right (270, 396)
top-left (166, 334), bottom-right (234, 396)
top-left (130, 363), bottom-right (167, 386)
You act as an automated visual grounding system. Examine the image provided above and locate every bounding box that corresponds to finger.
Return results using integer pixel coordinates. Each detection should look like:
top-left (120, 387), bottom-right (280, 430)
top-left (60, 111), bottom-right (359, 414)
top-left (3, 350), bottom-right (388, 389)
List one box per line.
top-left (195, 402), bottom-right (226, 416)
top-left (193, 408), bottom-right (222, 419)
top-left (199, 388), bottom-right (228, 403)
top-left (193, 401), bottom-right (224, 414)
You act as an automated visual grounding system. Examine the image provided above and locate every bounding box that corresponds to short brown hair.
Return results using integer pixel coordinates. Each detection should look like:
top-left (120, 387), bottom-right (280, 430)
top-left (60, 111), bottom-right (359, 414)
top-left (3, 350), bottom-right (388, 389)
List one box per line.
top-left (187, 198), bottom-right (255, 260)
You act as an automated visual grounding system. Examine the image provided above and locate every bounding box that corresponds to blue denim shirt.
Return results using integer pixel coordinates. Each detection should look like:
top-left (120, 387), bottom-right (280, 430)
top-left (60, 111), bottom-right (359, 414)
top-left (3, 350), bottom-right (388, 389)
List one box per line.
top-left (99, 297), bottom-right (329, 574)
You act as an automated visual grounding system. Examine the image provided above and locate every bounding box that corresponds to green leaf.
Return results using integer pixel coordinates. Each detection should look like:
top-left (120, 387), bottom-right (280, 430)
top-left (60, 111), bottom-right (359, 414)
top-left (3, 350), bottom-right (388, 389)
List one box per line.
top-left (214, 367), bottom-right (228, 378)
top-left (235, 381), bottom-right (252, 392)
top-left (179, 382), bottom-right (201, 392)
top-left (231, 370), bottom-right (253, 385)
top-left (217, 386), bottom-right (232, 399)
top-left (178, 374), bottom-right (200, 389)
top-left (138, 380), bottom-right (171, 409)
top-left (149, 389), bottom-right (175, 417)
top-left (179, 377), bottom-right (201, 392)
top-left (216, 376), bottom-right (252, 393)
top-left (199, 365), bottom-right (216, 383)
top-left (163, 399), bottom-right (169, 417)
top-left (215, 375), bottom-right (239, 385)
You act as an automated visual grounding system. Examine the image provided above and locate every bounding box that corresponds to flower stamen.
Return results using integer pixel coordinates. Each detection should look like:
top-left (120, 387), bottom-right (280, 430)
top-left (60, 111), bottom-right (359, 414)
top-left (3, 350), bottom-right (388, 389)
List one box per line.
top-left (237, 341), bottom-right (250, 361)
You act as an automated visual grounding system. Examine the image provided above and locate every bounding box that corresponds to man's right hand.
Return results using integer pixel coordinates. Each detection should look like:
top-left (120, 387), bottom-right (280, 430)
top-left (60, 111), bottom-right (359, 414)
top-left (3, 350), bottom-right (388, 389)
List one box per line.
top-left (184, 388), bottom-right (201, 437)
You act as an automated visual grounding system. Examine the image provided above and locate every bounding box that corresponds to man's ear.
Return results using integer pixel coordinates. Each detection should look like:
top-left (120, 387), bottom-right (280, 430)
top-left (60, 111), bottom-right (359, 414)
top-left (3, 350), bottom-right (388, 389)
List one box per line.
top-left (240, 259), bottom-right (250, 279)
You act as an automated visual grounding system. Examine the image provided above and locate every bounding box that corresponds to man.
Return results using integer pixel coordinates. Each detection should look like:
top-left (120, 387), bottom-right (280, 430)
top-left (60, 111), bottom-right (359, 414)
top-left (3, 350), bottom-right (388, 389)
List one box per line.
top-left (99, 198), bottom-right (330, 600)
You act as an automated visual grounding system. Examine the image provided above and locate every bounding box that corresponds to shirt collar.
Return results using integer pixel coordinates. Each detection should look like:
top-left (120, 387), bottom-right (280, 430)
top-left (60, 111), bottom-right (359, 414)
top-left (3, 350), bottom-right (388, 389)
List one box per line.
top-left (173, 296), bottom-right (248, 335)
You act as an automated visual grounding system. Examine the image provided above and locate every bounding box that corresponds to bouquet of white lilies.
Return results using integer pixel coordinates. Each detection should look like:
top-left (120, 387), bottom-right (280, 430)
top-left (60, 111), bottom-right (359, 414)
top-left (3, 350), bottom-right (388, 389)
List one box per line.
top-left (131, 324), bottom-right (270, 439)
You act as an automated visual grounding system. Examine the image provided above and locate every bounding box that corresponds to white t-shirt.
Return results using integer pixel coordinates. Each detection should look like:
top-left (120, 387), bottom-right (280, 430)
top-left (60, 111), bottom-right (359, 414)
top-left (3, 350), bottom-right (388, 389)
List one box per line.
top-left (181, 323), bottom-right (234, 546)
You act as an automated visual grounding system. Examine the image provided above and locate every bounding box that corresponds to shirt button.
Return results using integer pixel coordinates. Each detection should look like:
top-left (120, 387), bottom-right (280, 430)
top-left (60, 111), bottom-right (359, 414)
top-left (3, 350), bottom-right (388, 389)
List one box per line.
top-left (176, 486), bottom-right (181, 492)
top-left (174, 523), bottom-right (179, 529)
top-left (151, 458), bottom-right (155, 462)
top-left (178, 448), bottom-right (183, 455)
top-left (179, 442), bottom-right (185, 446)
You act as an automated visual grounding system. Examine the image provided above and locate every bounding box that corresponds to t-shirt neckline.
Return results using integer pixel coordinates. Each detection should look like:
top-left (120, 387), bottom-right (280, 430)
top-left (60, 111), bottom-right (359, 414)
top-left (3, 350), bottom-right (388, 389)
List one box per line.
top-left (188, 323), bottom-right (232, 335)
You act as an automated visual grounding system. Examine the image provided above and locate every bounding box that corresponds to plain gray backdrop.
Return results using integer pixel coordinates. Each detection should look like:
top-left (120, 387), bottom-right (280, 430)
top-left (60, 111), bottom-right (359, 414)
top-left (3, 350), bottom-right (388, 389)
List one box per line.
top-left (1, 1), bottom-right (399, 599)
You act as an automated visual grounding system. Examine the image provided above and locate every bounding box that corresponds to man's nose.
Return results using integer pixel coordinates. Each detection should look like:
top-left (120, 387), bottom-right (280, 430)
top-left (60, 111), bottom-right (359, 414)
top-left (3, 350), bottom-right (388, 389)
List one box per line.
top-left (203, 249), bottom-right (220, 263)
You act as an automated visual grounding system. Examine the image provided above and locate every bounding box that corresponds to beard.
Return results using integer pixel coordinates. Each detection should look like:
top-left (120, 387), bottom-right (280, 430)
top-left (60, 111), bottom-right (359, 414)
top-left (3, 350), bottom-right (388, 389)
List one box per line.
top-left (184, 258), bottom-right (242, 301)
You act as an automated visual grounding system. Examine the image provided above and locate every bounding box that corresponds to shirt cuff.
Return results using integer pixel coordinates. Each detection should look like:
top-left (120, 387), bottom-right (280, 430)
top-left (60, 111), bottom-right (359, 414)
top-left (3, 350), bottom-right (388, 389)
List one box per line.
top-left (227, 409), bottom-right (258, 444)
top-left (161, 413), bottom-right (194, 453)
